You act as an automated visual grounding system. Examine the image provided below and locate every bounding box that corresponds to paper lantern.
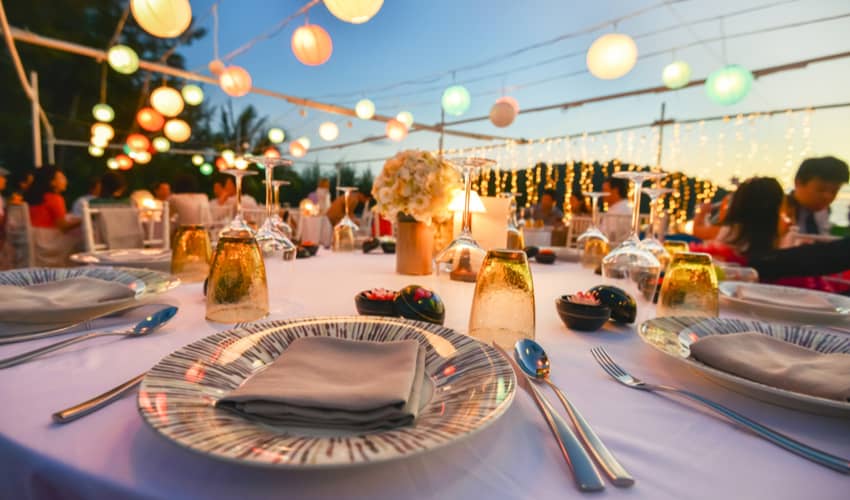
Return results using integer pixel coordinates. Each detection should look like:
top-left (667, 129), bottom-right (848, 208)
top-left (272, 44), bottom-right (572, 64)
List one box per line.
top-left (291, 24), bottom-right (333, 66)
top-left (191, 154), bottom-right (204, 166)
top-left (385, 119), bottom-right (408, 141)
top-left (496, 96), bottom-right (519, 113)
top-left (107, 158), bottom-right (120, 170)
top-left (92, 103), bottom-right (115, 122)
top-left (150, 86), bottom-right (184, 117)
top-left (264, 147), bottom-right (280, 158)
top-left (131, 0), bottom-right (192, 38)
top-left (152, 137), bottom-right (170, 152)
top-left (268, 128), bottom-right (285, 144)
top-left (355, 99), bottom-right (375, 120)
top-left (108, 45), bottom-right (139, 75)
top-left (181, 84), bottom-right (204, 105)
top-left (234, 157), bottom-right (249, 170)
top-left (116, 154), bottom-right (134, 170)
top-left (289, 141), bottom-right (307, 158)
top-left (296, 137), bottom-right (311, 149)
top-left (91, 135), bottom-right (109, 148)
top-left (221, 149), bottom-right (235, 164)
top-left (586, 33), bottom-right (638, 80)
top-left (396, 111), bottom-right (414, 128)
top-left (489, 101), bottom-right (517, 128)
top-left (662, 61), bottom-right (692, 89)
top-left (132, 151), bottom-right (152, 164)
top-left (91, 123), bottom-right (115, 141)
top-left (441, 85), bottom-right (471, 116)
top-left (126, 133), bottom-right (151, 152)
top-left (208, 59), bottom-right (225, 75)
top-left (319, 122), bottom-right (339, 141)
top-left (88, 145), bottom-right (104, 157)
top-left (219, 66), bottom-right (252, 97)
top-left (199, 163), bottom-right (214, 176)
top-left (215, 157), bottom-right (228, 171)
top-left (136, 107), bottom-right (165, 132)
top-left (163, 119), bottom-right (191, 142)
top-left (323, 0), bottom-right (383, 24)
top-left (705, 65), bottom-right (753, 105)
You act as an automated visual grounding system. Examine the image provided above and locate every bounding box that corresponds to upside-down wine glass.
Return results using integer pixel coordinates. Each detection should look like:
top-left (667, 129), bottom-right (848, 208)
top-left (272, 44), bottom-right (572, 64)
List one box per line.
top-left (502, 193), bottom-right (525, 250)
top-left (435, 157), bottom-right (497, 282)
top-left (600, 171), bottom-right (662, 318)
top-left (333, 187), bottom-right (359, 252)
top-left (577, 192), bottom-right (610, 270)
top-left (639, 185), bottom-right (673, 270)
top-left (219, 168), bottom-right (258, 237)
top-left (245, 155), bottom-right (296, 261)
top-left (270, 179), bottom-right (293, 239)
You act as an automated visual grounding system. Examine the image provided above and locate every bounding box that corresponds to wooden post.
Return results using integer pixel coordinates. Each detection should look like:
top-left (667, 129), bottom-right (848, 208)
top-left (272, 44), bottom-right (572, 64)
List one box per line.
top-left (30, 71), bottom-right (42, 167)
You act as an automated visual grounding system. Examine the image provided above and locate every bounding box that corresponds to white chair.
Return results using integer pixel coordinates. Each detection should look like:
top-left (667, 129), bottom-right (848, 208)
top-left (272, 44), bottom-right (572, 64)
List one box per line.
top-left (565, 215), bottom-right (593, 249)
top-left (5, 203), bottom-right (35, 268)
top-left (81, 201), bottom-right (170, 252)
top-left (169, 194), bottom-right (213, 227)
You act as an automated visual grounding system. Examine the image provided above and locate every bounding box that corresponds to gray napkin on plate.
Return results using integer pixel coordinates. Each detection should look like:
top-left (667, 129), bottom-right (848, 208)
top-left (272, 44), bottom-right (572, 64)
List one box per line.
top-left (690, 332), bottom-right (850, 401)
top-left (0, 277), bottom-right (136, 319)
top-left (217, 336), bottom-right (428, 431)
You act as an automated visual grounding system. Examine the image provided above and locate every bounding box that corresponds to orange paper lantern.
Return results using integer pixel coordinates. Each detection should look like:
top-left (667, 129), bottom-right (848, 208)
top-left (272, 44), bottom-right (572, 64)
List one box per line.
top-left (116, 154), bottom-right (134, 170)
top-left (136, 107), bottom-right (165, 131)
top-left (289, 141), bottom-right (307, 158)
top-left (219, 66), bottom-right (252, 97)
top-left (215, 157), bottom-right (228, 171)
top-left (264, 147), bottom-right (281, 158)
top-left (291, 24), bottom-right (333, 66)
top-left (126, 133), bottom-right (151, 152)
top-left (385, 119), bottom-right (408, 142)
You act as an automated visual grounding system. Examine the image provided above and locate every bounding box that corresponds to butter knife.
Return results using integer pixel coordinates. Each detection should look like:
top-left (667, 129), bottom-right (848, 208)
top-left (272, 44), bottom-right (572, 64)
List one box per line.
top-left (493, 342), bottom-right (605, 492)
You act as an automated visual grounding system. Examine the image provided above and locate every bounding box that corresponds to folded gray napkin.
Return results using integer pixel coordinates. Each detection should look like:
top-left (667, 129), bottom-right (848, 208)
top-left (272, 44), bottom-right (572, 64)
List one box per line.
top-left (99, 209), bottom-right (144, 249)
top-left (735, 286), bottom-right (835, 311)
top-left (217, 336), bottom-right (428, 431)
top-left (690, 332), bottom-right (850, 401)
top-left (0, 277), bottom-right (136, 327)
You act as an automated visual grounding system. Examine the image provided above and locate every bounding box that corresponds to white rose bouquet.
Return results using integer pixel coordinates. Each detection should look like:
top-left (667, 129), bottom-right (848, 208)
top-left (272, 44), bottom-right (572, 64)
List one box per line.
top-left (372, 150), bottom-right (461, 225)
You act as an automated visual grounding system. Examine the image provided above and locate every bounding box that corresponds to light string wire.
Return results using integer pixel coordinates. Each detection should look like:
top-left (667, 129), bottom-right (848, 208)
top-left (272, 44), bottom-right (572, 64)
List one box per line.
top-left (220, 0), bottom-right (321, 63)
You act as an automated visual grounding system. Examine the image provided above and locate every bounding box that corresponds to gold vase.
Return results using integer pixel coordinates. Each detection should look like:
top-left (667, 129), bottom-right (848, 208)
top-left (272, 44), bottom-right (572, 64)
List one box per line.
top-left (396, 216), bottom-right (434, 275)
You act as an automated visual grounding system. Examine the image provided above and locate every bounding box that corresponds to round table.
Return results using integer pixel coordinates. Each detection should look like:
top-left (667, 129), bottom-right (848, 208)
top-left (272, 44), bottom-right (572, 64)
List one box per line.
top-left (1, 253), bottom-right (849, 499)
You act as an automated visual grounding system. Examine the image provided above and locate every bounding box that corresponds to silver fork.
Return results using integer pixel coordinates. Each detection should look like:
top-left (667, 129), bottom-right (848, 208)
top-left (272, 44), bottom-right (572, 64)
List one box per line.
top-left (590, 347), bottom-right (850, 474)
top-left (52, 321), bottom-right (253, 424)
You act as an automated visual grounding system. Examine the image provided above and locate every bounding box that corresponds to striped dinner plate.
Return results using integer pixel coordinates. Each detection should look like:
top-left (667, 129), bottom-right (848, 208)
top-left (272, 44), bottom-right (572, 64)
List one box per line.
top-left (139, 316), bottom-right (516, 468)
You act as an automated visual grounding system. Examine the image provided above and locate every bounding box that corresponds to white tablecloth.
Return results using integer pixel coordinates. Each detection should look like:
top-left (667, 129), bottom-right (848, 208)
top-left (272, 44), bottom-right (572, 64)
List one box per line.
top-left (298, 215), bottom-right (333, 248)
top-left (1, 254), bottom-right (849, 500)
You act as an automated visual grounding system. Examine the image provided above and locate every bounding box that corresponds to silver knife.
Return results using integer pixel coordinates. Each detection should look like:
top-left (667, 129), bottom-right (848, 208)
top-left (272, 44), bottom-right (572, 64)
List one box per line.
top-left (492, 342), bottom-right (605, 492)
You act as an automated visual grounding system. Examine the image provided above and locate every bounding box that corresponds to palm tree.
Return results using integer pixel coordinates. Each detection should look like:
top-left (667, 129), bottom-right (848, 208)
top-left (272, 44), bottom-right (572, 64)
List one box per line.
top-left (215, 101), bottom-right (272, 153)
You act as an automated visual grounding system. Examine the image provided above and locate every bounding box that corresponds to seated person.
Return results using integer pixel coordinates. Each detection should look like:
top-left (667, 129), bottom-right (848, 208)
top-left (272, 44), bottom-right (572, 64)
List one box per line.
top-left (692, 193), bottom-right (732, 241)
top-left (90, 171), bottom-right (129, 204)
top-left (786, 156), bottom-right (849, 235)
top-left (308, 178), bottom-right (332, 215)
top-left (25, 166), bottom-right (81, 266)
top-left (169, 174), bottom-right (212, 226)
top-left (568, 193), bottom-right (590, 216)
top-left (326, 191), bottom-right (368, 227)
top-left (153, 181), bottom-right (172, 202)
top-left (8, 169), bottom-right (34, 205)
top-left (600, 176), bottom-right (631, 243)
top-left (530, 188), bottom-right (564, 227)
top-left (211, 174), bottom-right (258, 209)
top-left (71, 176), bottom-right (102, 216)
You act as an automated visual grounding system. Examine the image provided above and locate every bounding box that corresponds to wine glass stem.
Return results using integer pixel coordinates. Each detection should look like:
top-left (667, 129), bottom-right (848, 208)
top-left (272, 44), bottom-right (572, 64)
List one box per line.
top-left (591, 195), bottom-right (599, 227)
top-left (344, 190), bottom-right (351, 219)
top-left (630, 179), bottom-right (643, 239)
top-left (648, 196), bottom-right (658, 240)
top-left (461, 168), bottom-right (473, 235)
top-left (273, 185), bottom-right (280, 208)
top-left (265, 166), bottom-right (274, 220)
top-left (234, 174), bottom-right (243, 220)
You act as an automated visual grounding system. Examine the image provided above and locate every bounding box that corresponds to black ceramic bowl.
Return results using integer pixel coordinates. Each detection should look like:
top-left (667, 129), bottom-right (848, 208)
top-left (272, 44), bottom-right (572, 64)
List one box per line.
top-left (381, 241), bottom-right (396, 254)
top-left (303, 244), bottom-right (319, 256)
top-left (362, 238), bottom-right (380, 253)
top-left (555, 295), bottom-right (611, 332)
top-left (354, 291), bottom-right (397, 317)
top-left (524, 246), bottom-right (540, 259)
top-left (394, 285), bottom-right (445, 325)
top-left (535, 250), bottom-right (556, 264)
top-left (296, 247), bottom-right (311, 259)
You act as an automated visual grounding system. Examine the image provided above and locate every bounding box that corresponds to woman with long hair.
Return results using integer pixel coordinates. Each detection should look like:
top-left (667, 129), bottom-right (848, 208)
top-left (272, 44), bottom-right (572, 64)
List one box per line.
top-left (26, 165), bottom-right (81, 266)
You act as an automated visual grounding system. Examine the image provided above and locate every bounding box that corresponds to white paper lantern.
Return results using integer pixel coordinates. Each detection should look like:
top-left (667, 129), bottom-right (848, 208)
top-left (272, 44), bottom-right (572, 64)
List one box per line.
top-left (662, 61), bottom-right (692, 89)
top-left (92, 103), bottom-right (115, 123)
top-left (396, 111), bottom-right (414, 128)
top-left (586, 33), bottom-right (638, 80)
top-left (191, 154), bottom-right (204, 166)
top-left (268, 128), bottom-right (285, 144)
top-left (152, 137), bottom-right (171, 152)
top-left (318, 122), bottom-right (339, 141)
top-left (219, 66), bottom-right (252, 97)
top-left (132, 150), bottom-right (152, 164)
top-left (355, 99), bottom-right (375, 120)
top-left (107, 45), bottom-right (139, 75)
top-left (91, 123), bottom-right (115, 141)
top-left (91, 135), bottom-right (109, 148)
top-left (88, 145), bottom-right (104, 157)
top-left (221, 149), bottom-right (235, 164)
top-left (150, 86), bottom-right (184, 117)
top-left (234, 157), bottom-right (249, 170)
top-left (181, 84), bottom-right (204, 105)
top-left (163, 119), bottom-right (191, 142)
top-left (289, 141), bottom-right (307, 158)
top-left (489, 101), bottom-right (517, 128)
top-left (107, 158), bottom-right (120, 170)
top-left (131, 0), bottom-right (192, 38)
top-left (385, 119), bottom-right (408, 142)
top-left (296, 137), bottom-right (311, 149)
top-left (323, 0), bottom-right (383, 24)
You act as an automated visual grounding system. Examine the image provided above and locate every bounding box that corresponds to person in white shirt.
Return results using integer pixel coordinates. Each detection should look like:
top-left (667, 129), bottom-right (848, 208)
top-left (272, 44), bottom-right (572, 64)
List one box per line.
top-left (71, 176), bottom-right (101, 217)
top-left (601, 176), bottom-right (632, 243)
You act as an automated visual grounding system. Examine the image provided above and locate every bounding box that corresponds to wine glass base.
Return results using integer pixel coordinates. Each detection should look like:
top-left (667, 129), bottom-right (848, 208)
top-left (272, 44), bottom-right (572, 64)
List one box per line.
top-left (435, 237), bottom-right (487, 282)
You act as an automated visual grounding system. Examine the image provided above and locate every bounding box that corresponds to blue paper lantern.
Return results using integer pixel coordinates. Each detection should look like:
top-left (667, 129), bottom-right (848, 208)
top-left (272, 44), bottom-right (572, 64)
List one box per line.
top-left (705, 65), bottom-right (753, 105)
top-left (441, 85), bottom-right (471, 116)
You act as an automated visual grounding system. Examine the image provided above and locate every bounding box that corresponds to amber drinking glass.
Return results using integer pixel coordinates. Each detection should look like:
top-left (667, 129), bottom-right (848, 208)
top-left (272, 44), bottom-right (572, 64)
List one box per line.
top-left (468, 249), bottom-right (535, 348)
top-left (663, 240), bottom-right (689, 255)
top-left (170, 224), bottom-right (212, 283)
top-left (657, 251), bottom-right (719, 318)
top-left (205, 235), bottom-right (269, 323)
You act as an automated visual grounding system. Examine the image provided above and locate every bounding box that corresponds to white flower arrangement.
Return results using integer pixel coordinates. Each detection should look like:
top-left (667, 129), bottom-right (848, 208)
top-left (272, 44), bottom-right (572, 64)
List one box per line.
top-left (372, 150), bottom-right (461, 225)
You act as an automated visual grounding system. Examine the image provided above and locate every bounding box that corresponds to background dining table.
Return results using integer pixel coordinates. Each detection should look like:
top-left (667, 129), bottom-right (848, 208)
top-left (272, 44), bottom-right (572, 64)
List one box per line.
top-left (1, 252), bottom-right (848, 500)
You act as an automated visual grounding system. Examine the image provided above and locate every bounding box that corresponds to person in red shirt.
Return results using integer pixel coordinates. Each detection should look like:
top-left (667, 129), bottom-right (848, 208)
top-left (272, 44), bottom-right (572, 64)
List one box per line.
top-left (25, 166), bottom-right (81, 266)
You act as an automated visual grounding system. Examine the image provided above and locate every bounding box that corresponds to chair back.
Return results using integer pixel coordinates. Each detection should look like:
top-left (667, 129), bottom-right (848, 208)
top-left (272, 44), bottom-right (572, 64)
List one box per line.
top-left (565, 215), bottom-right (593, 248)
top-left (81, 201), bottom-right (170, 252)
top-left (5, 203), bottom-right (35, 267)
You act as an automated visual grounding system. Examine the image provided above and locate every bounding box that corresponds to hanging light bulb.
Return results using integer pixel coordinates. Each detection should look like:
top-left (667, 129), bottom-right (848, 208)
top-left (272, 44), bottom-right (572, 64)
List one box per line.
top-left (268, 128), bottom-right (285, 143)
top-left (319, 122), bottom-right (339, 141)
top-left (92, 103), bottom-right (115, 122)
top-left (396, 111), bottom-right (414, 128)
top-left (152, 136), bottom-right (171, 152)
top-left (191, 154), bottom-right (204, 166)
top-left (705, 64), bottom-right (753, 105)
top-left (355, 99), bottom-right (375, 119)
top-left (130, 0), bottom-right (192, 39)
top-left (441, 85), bottom-right (471, 116)
top-left (181, 84), bottom-right (204, 105)
top-left (107, 45), bottom-right (139, 74)
top-left (586, 33), bottom-right (638, 80)
top-left (385, 119), bottom-right (408, 141)
top-left (323, 0), bottom-right (383, 24)
top-left (662, 61), bottom-right (692, 89)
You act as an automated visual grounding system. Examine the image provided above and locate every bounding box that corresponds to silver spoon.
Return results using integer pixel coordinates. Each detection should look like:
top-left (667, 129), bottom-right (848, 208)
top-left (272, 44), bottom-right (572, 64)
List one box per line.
top-left (0, 306), bottom-right (178, 369)
top-left (515, 338), bottom-right (635, 487)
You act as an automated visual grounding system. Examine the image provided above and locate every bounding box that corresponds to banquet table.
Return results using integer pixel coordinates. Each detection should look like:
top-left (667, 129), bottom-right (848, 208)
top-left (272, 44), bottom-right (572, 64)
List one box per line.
top-left (1, 253), bottom-right (849, 500)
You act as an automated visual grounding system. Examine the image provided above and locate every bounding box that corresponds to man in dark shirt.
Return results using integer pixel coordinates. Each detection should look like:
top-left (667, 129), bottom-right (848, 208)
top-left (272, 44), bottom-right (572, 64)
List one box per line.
top-left (787, 156), bottom-right (849, 235)
top-left (531, 188), bottom-right (564, 227)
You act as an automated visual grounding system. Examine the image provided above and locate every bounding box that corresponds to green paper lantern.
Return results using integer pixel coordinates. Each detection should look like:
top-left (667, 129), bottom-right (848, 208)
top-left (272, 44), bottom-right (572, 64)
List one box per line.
top-left (662, 61), bottom-right (691, 89)
top-left (182, 84), bottom-right (204, 106)
top-left (199, 163), bottom-right (214, 176)
top-left (108, 45), bottom-right (139, 75)
top-left (705, 65), bottom-right (753, 105)
top-left (441, 85), bottom-right (470, 116)
top-left (92, 103), bottom-right (115, 123)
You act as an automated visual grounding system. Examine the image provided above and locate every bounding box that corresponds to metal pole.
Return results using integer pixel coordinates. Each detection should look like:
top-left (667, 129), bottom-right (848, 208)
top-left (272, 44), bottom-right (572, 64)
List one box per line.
top-left (30, 71), bottom-right (42, 167)
top-left (438, 108), bottom-right (445, 159)
top-left (655, 102), bottom-right (666, 169)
